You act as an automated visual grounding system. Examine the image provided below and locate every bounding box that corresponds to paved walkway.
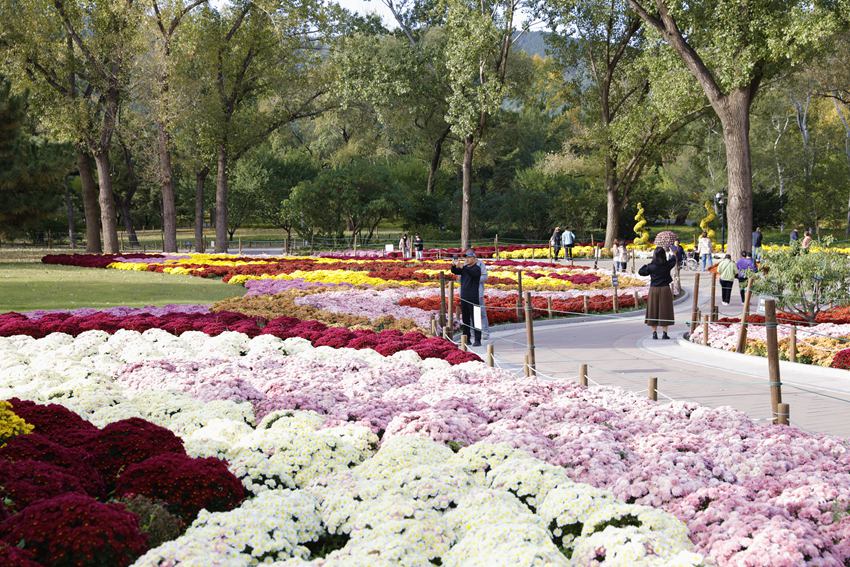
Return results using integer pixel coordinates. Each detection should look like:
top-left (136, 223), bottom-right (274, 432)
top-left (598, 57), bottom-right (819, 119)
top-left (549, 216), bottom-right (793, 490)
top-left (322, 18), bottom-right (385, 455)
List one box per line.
top-left (469, 262), bottom-right (850, 438)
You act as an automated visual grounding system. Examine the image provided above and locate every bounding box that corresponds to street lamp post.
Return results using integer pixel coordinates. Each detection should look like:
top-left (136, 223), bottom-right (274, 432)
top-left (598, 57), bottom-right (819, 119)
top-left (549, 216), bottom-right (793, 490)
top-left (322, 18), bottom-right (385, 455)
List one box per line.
top-left (714, 192), bottom-right (726, 253)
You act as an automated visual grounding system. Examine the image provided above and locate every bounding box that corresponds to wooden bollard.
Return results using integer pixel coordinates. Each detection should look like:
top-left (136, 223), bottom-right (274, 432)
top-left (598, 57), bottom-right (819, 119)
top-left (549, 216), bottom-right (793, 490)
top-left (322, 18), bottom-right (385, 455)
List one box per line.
top-left (736, 277), bottom-right (754, 354)
top-left (524, 291), bottom-right (536, 376)
top-left (238, 237), bottom-right (243, 255)
top-left (547, 296), bottom-right (553, 319)
top-left (430, 314), bottom-right (437, 337)
top-left (702, 315), bottom-right (710, 346)
top-left (494, 234), bottom-right (499, 259)
top-left (789, 326), bottom-right (797, 363)
top-left (486, 344), bottom-right (494, 367)
top-left (709, 272), bottom-right (717, 322)
top-left (516, 271), bottom-right (524, 321)
top-left (648, 377), bottom-right (658, 401)
top-left (460, 335), bottom-right (468, 351)
top-left (630, 249), bottom-right (636, 273)
top-left (712, 306), bottom-right (719, 322)
top-left (612, 290), bottom-right (619, 313)
top-left (765, 299), bottom-right (783, 424)
top-left (524, 353), bottom-right (531, 377)
top-left (579, 364), bottom-right (588, 387)
top-left (448, 279), bottom-right (455, 332)
top-left (777, 402), bottom-right (790, 426)
top-left (583, 295), bottom-right (589, 314)
top-left (633, 290), bottom-right (641, 308)
top-left (439, 273), bottom-right (447, 329)
top-left (690, 272), bottom-right (701, 334)
top-left (442, 327), bottom-right (449, 340)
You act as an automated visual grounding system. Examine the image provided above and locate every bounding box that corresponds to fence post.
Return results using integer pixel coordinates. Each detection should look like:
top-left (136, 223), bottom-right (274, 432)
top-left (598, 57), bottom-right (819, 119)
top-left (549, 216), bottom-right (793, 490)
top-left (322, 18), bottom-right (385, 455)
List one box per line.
top-left (547, 296), bottom-right (553, 319)
top-left (612, 290), bottom-right (619, 313)
top-left (486, 344), bottom-right (495, 367)
top-left (583, 295), bottom-right (589, 314)
top-left (712, 306), bottom-right (719, 322)
top-left (765, 298), bottom-right (783, 424)
top-left (630, 249), bottom-right (636, 273)
top-left (633, 290), bottom-right (641, 308)
top-left (579, 364), bottom-right (588, 387)
top-left (448, 279), bottom-right (455, 336)
top-left (777, 403), bottom-right (790, 426)
top-left (238, 237), bottom-right (243, 255)
top-left (789, 326), bottom-right (797, 363)
top-left (439, 273), bottom-right (447, 329)
top-left (524, 353), bottom-right (531, 377)
top-left (460, 335), bottom-right (468, 351)
top-left (702, 315), bottom-right (710, 346)
top-left (494, 234), bottom-right (499, 259)
top-left (709, 272), bottom-right (717, 322)
top-left (690, 272), bottom-right (701, 334)
top-left (524, 291), bottom-right (536, 376)
top-left (736, 277), bottom-right (754, 353)
top-left (430, 314), bottom-right (437, 337)
top-left (648, 377), bottom-right (658, 401)
top-left (516, 271), bottom-right (524, 321)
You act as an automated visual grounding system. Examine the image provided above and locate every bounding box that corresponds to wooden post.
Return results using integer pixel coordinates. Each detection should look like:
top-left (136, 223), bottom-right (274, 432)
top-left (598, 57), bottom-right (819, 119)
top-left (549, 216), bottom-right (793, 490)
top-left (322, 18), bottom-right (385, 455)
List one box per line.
top-left (547, 296), bottom-right (553, 319)
top-left (690, 272), bottom-right (701, 334)
top-left (777, 403), bottom-right (790, 426)
top-left (486, 344), bottom-right (495, 367)
top-left (765, 298), bottom-right (783, 424)
top-left (516, 271), bottom-right (524, 321)
top-left (612, 290), bottom-right (619, 313)
top-left (712, 306), bottom-right (719, 322)
top-left (630, 249), bottom-right (636, 273)
top-left (736, 278), bottom-right (754, 354)
top-left (702, 315), bottom-right (710, 346)
top-left (442, 327), bottom-right (449, 340)
top-left (524, 291), bottom-right (536, 376)
top-left (789, 326), bottom-right (797, 363)
top-left (633, 290), bottom-right (641, 308)
top-left (460, 335), bottom-right (468, 351)
top-left (494, 234), bottom-right (499, 259)
top-left (238, 237), bottom-right (243, 255)
top-left (673, 258), bottom-right (681, 296)
top-left (579, 364), bottom-right (588, 387)
top-left (709, 272), bottom-right (717, 322)
top-left (524, 353), bottom-right (531, 377)
top-left (353, 232), bottom-right (358, 257)
top-left (648, 377), bottom-right (658, 401)
top-left (430, 314), bottom-right (437, 337)
top-left (448, 279), bottom-right (455, 335)
top-left (583, 295), bottom-right (589, 314)
top-left (439, 273), bottom-right (447, 329)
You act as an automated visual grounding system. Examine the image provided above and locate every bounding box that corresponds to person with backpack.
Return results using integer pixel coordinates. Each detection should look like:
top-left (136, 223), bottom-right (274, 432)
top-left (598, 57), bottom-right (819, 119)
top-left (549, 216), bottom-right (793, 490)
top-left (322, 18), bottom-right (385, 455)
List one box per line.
top-left (561, 228), bottom-right (576, 261)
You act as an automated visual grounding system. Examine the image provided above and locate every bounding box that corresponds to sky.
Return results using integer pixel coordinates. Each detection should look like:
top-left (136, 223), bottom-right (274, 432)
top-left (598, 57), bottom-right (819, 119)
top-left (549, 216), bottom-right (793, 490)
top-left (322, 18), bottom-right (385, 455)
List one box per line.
top-left (336, 0), bottom-right (399, 27)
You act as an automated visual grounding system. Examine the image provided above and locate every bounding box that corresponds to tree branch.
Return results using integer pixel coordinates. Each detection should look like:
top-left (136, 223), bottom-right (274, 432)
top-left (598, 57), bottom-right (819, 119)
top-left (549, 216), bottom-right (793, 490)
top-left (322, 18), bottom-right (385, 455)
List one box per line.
top-left (53, 0), bottom-right (109, 79)
top-left (225, 4), bottom-right (251, 42)
top-left (26, 58), bottom-right (68, 95)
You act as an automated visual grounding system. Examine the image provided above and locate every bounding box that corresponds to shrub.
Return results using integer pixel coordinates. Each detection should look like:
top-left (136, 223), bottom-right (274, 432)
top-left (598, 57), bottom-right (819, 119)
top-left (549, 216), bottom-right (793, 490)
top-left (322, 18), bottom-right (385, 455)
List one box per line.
top-left (0, 459), bottom-right (87, 513)
top-left (114, 495), bottom-right (186, 548)
top-left (0, 542), bottom-right (41, 567)
top-left (7, 398), bottom-right (98, 447)
top-left (830, 348), bottom-right (850, 369)
top-left (115, 453), bottom-right (245, 520)
top-left (0, 494), bottom-right (148, 567)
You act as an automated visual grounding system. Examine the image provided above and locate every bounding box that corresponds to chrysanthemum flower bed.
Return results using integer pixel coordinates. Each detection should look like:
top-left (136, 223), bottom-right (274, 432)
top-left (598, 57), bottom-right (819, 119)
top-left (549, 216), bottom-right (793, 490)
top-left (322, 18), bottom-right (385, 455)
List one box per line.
top-left (3, 329), bottom-right (850, 565)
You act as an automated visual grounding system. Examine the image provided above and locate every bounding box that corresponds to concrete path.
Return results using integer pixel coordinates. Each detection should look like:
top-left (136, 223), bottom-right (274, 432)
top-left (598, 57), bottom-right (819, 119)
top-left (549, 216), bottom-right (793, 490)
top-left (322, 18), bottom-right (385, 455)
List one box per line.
top-left (470, 263), bottom-right (850, 438)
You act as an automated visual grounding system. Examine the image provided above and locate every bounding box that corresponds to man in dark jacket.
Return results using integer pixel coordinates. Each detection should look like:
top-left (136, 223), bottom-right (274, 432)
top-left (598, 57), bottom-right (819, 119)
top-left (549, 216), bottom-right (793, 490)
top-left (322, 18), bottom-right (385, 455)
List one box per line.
top-left (752, 227), bottom-right (763, 262)
top-left (450, 250), bottom-right (482, 346)
top-left (551, 227), bottom-right (563, 260)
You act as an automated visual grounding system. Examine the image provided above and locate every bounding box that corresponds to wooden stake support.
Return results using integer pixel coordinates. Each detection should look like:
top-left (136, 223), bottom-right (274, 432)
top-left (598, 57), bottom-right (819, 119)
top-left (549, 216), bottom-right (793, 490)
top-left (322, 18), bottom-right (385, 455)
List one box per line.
top-left (516, 271), bottom-right (524, 321)
top-left (633, 290), bottom-right (641, 307)
top-left (777, 402), bottom-right (790, 426)
top-left (547, 296), bottom-right (553, 319)
top-left (460, 335), bottom-right (468, 351)
top-left (648, 377), bottom-right (658, 401)
top-left (524, 291), bottom-right (536, 376)
top-left (702, 315), bottom-right (710, 346)
top-left (765, 299), bottom-right (783, 424)
top-left (736, 277), bottom-right (754, 354)
top-left (789, 326), bottom-right (797, 363)
top-left (447, 279), bottom-right (455, 335)
top-left (486, 344), bottom-right (494, 367)
top-left (583, 295), bottom-right (589, 314)
top-left (429, 314), bottom-right (437, 337)
top-left (524, 353), bottom-right (531, 377)
top-left (579, 364), bottom-right (588, 387)
top-left (690, 272), bottom-right (701, 334)
top-left (712, 306), bottom-right (719, 322)
top-left (494, 234), bottom-right (499, 259)
top-left (612, 290), bottom-right (619, 313)
top-left (630, 249), bottom-right (636, 273)
top-left (438, 273), bottom-right (447, 329)
top-left (709, 272), bottom-right (717, 322)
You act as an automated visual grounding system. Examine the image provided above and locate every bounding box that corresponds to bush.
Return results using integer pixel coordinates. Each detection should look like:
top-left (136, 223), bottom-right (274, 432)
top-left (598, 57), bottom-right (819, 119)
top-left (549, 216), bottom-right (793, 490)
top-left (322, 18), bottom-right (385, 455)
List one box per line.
top-left (114, 495), bottom-right (186, 548)
top-left (0, 494), bottom-right (148, 567)
top-left (7, 398), bottom-right (99, 447)
top-left (0, 459), bottom-right (87, 513)
top-left (830, 348), bottom-right (850, 369)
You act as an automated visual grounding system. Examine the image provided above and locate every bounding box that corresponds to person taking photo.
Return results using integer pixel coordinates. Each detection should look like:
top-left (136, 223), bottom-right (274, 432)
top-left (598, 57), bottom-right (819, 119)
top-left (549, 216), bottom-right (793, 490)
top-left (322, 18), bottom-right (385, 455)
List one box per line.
top-left (450, 250), bottom-right (483, 346)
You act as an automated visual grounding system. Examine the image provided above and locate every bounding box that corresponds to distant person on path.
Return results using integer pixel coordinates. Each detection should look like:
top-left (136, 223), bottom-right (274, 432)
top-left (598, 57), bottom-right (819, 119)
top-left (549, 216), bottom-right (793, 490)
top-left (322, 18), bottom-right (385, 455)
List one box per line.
top-left (476, 254), bottom-right (489, 339)
top-left (801, 231), bottom-right (813, 252)
top-left (450, 250), bottom-right (482, 347)
top-left (752, 227), bottom-right (763, 262)
top-left (672, 239), bottom-right (685, 268)
top-left (551, 226), bottom-right (563, 261)
top-left (717, 253), bottom-right (737, 305)
top-left (399, 233), bottom-right (410, 259)
top-left (413, 234), bottom-right (424, 260)
top-left (790, 228), bottom-right (799, 243)
top-left (612, 239), bottom-right (628, 271)
top-left (561, 228), bottom-right (576, 261)
top-left (736, 251), bottom-right (757, 302)
top-left (639, 246), bottom-right (676, 340)
top-left (698, 231), bottom-right (714, 271)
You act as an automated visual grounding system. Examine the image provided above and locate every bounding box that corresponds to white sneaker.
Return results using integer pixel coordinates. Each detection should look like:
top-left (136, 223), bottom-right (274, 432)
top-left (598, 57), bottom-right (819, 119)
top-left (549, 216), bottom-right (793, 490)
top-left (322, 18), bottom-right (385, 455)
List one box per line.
top-left (722, 302), bottom-right (729, 305)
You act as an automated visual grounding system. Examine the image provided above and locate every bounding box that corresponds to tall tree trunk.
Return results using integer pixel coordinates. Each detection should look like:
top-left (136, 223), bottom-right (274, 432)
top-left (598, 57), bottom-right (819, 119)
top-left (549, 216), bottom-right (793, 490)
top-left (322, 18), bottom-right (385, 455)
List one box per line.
top-left (604, 157), bottom-right (619, 247)
top-left (76, 151), bottom-right (101, 253)
top-left (157, 124), bottom-right (178, 252)
top-left (195, 167), bottom-right (209, 253)
top-left (460, 135), bottom-right (474, 250)
top-left (215, 144), bottom-right (228, 253)
top-left (118, 196), bottom-right (138, 247)
top-left (831, 98), bottom-right (850, 235)
top-left (64, 175), bottom-right (76, 250)
top-left (427, 127), bottom-right (451, 195)
top-left (92, 151), bottom-right (120, 254)
top-left (718, 88), bottom-right (754, 256)
top-left (118, 139), bottom-right (140, 247)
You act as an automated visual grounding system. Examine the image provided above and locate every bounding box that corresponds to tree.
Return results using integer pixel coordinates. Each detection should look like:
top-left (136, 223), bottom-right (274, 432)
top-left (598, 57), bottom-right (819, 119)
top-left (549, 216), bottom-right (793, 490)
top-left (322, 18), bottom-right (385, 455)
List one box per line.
top-left (443, 0), bottom-right (523, 249)
top-left (626, 0), bottom-right (845, 255)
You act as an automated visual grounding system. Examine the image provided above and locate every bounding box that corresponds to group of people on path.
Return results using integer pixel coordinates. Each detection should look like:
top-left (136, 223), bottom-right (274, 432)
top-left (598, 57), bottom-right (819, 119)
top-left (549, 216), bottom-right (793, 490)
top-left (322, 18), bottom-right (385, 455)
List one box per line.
top-left (398, 233), bottom-right (425, 260)
top-left (449, 249), bottom-right (489, 346)
top-left (550, 227), bottom-right (577, 261)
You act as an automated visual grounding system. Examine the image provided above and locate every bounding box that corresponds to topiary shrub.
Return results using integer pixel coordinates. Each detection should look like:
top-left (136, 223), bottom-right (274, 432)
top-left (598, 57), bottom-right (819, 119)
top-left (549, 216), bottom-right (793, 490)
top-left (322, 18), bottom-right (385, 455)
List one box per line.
top-left (0, 494), bottom-right (148, 567)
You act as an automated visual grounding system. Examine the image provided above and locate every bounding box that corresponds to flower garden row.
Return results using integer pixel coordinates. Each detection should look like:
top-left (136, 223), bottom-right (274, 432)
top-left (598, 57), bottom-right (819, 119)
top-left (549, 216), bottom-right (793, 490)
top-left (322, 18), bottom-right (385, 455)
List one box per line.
top-left (4, 327), bottom-right (850, 565)
top-left (689, 311), bottom-right (850, 370)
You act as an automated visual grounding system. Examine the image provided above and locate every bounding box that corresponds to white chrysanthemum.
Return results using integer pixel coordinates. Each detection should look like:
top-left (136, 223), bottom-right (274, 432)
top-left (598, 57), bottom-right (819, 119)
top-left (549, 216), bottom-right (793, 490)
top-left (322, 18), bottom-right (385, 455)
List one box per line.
top-left (571, 526), bottom-right (703, 566)
top-left (442, 523), bottom-right (569, 567)
top-left (486, 455), bottom-right (572, 511)
top-left (131, 534), bottom-right (248, 567)
top-left (444, 488), bottom-right (544, 540)
top-left (581, 502), bottom-right (692, 551)
top-left (207, 331), bottom-right (252, 357)
top-left (538, 482), bottom-right (615, 551)
top-left (258, 409), bottom-right (326, 432)
top-left (245, 334), bottom-right (290, 359)
top-left (184, 418), bottom-right (255, 459)
top-left (281, 337), bottom-right (314, 355)
top-left (453, 442), bottom-right (523, 482)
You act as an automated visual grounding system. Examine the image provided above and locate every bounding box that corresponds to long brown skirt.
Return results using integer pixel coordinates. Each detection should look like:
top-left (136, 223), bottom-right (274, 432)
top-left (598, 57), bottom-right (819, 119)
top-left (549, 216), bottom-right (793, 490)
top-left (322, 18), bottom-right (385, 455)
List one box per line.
top-left (645, 285), bottom-right (674, 327)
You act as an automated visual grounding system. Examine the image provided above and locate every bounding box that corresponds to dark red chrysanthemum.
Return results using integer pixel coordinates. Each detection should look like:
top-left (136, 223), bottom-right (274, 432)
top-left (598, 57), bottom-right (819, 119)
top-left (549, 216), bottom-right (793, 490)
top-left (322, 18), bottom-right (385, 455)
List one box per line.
top-left (7, 398), bottom-right (99, 447)
top-left (0, 459), bottom-right (87, 513)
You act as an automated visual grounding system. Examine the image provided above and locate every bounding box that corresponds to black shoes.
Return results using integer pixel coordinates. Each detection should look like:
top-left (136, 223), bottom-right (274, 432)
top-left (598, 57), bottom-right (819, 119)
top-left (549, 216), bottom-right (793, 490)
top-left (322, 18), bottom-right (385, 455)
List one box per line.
top-left (472, 341), bottom-right (482, 347)
top-left (662, 332), bottom-right (670, 340)
top-left (652, 332), bottom-right (658, 340)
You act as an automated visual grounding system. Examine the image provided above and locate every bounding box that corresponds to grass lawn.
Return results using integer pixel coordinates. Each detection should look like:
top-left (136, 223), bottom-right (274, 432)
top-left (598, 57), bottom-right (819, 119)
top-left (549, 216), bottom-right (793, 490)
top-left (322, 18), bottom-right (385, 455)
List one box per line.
top-left (0, 263), bottom-right (245, 312)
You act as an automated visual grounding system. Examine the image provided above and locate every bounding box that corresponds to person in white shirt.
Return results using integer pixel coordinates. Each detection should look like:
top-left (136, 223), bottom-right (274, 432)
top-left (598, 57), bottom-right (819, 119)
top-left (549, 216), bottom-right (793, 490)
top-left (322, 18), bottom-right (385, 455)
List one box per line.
top-left (611, 239), bottom-right (628, 271)
top-left (697, 232), bottom-right (713, 271)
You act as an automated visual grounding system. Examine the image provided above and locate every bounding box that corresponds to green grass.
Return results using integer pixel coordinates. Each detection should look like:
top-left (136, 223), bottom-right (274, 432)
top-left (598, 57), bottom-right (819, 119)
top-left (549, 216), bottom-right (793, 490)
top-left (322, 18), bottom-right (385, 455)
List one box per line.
top-left (0, 263), bottom-right (245, 312)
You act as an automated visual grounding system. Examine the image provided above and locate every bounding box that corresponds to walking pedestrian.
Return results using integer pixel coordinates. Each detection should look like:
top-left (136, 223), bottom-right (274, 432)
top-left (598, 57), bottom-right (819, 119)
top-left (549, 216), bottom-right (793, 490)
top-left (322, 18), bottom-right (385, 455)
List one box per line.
top-left (752, 227), bottom-right (763, 262)
top-left (801, 231), bottom-right (813, 252)
top-left (551, 226), bottom-right (563, 261)
top-left (736, 251), bottom-right (756, 302)
top-left (639, 246), bottom-right (676, 339)
top-left (476, 255), bottom-right (489, 339)
top-left (450, 250), bottom-right (483, 346)
top-left (612, 239), bottom-right (628, 271)
top-left (672, 239), bottom-right (685, 268)
top-left (561, 227), bottom-right (576, 261)
top-left (717, 254), bottom-right (737, 305)
top-left (698, 231), bottom-right (714, 271)
top-left (399, 233), bottom-right (410, 259)
top-left (413, 234), bottom-right (424, 260)
top-left (790, 228), bottom-right (799, 243)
